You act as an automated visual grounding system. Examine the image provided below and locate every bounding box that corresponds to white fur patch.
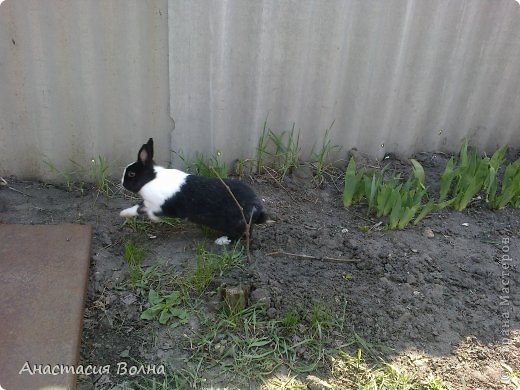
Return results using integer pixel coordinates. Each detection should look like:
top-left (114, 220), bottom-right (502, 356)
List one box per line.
top-left (139, 166), bottom-right (189, 217)
top-left (120, 205), bottom-right (139, 218)
top-left (215, 236), bottom-right (231, 246)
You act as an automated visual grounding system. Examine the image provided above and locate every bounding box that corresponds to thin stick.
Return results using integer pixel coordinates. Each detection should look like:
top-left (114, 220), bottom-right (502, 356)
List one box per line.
top-left (266, 250), bottom-right (360, 264)
top-left (0, 177), bottom-right (32, 197)
top-left (211, 168), bottom-right (252, 263)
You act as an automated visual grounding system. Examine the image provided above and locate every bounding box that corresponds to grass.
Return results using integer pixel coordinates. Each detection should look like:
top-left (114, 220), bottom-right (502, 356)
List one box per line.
top-left (173, 149), bottom-right (228, 178)
top-left (191, 241), bottom-right (245, 293)
top-left (44, 155), bottom-right (117, 197)
top-left (309, 122), bottom-right (342, 186)
top-left (123, 239), bottom-right (146, 287)
top-left (117, 239), bottom-right (450, 389)
top-left (122, 216), bottom-right (182, 236)
top-left (43, 159), bottom-right (87, 193)
top-left (90, 155), bottom-right (114, 197)
top-left (256, 123), bottom-right (302, 180)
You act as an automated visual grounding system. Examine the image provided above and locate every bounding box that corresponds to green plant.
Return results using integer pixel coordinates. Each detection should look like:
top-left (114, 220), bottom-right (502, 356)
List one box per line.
top-left (256, 119), bottom-right (270, 174)
top-left (310, 123), bottom-right (341, 185)
top-left (265, 124), bottom-right (301, 179)
top-left (191, 242), bottom-right (244, 293)
top-left (439, 142), bottom-right (520, 211)
top-left (486, 158), bottom-right (520, 210)
top-left (450, 142), bottom-right (490, 211)
top-left (280, 308), bottom-right (301, 331)
top-left (343, 158), bottom-right (439, 229)
top-left (90, 156), bottom-right (114, 197)
top-left (140, 289), bottom-right (189, 327)
top-left (123, 239), bottom-right (145, 287)
top-left (43, 159), bottom-right (87, 193)
top-left (342, 158), bottom-right (366, 208)
top-left (309, 303), bottom-right (333, 339)
top-left (193, 150), bottom-right (228, 178)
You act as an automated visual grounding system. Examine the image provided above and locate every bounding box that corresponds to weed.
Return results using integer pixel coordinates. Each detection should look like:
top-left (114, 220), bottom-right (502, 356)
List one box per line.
top-left (309, 303), bottom-right (334, 339)
top-left (233, 157), bottom-right (256, 177)
top-left (358, 224), bottom-right (370, 233)
top-left (342, 272), bottom-right (353, 282)
top-left (123, 239), bottom-right (145, 287)
top-left (330, 335), bottom-right (447, 389)
top-left (262, 124), bottom-right (301, 180)
top-left (256, 119), bottom-right (270, 174)
top-left (280, 308), bottom-right (301, 331)
top-left (122, 216), bottom-right (181, 236)
top-left (140, 289), bottom-right (189, 327)
top-left (310, 123), bottom-right (342, 185)
top-left (194, 150), bottom-right (228, 178)
top-left (90, 156), bottom-right (114, 197)
top-left (191, 242), bottom-right (244, 293)
top-left (43, 159), bottom-right (87, 193)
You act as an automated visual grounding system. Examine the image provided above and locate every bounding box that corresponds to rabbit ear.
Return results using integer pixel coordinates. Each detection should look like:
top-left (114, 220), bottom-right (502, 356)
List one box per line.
top-left (138, 141), bottom-right (152, 166)
top-left (146, 138), bottom-right (154, 158)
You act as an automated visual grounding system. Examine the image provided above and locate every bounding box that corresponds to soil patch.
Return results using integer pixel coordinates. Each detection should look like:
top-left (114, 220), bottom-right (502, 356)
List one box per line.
top-left (0, 152), bottom-right (518, 389)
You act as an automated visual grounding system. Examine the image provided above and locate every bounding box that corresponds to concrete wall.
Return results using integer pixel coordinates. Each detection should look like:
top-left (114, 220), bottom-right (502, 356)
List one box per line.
top-left (0, 0), bottom-right (171, 180)
top-left (1, 0), bottom-right (520, 180)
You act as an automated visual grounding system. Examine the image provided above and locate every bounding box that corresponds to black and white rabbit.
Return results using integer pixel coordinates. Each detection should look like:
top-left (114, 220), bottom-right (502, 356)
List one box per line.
top-left (120, 138), bottom-right (268, 242)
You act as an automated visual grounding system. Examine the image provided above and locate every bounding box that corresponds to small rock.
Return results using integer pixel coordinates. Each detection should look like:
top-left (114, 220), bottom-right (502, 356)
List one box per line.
top-left (423, 227), bottom-right (435, 238)
top-left (306, 374), bottom-right (334, 389)
top-left (462, 223), bottom-right (469, 227)
top-left (122, 293), bottom-right (137, 305)
top-left (120, 348), bottom-right (130, 358)
top-left (348, 148), bottom-right (373, 169)
top-left (267, 307), bottom-right (277, 319)
top-left (292, 165), bottom-right (314, 180)
top-left (250, 288), bottom-right (271, 307)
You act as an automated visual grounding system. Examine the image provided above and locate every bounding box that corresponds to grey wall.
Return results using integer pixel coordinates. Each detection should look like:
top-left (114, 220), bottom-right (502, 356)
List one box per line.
top-left (170, 0), bottom-right (520, 165)
top-left (0, 0), bottom-right (171, 180)
top-left (1, 0), bottom-right (520, 180)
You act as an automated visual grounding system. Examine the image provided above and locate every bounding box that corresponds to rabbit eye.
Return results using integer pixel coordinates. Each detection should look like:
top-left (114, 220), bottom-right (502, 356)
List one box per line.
top-left (128, 172), bottom-right (136, 178)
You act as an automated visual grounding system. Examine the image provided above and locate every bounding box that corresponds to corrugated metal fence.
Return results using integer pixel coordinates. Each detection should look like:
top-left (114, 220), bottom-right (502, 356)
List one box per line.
top-left (1, 0), bottom-right (519, 180)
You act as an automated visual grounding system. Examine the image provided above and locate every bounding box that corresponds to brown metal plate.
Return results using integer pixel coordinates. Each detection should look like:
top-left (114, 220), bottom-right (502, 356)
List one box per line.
top-left (0, 224), bottom-right (92, 390)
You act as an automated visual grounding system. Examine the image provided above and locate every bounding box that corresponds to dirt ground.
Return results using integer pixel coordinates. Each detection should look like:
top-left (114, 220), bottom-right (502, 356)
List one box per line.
top-left (0, 151), bottom-right (519, 389)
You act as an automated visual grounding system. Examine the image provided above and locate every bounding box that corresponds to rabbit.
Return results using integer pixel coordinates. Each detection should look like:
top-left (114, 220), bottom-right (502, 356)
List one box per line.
top-left (120, 138), bottom-right (268, 241)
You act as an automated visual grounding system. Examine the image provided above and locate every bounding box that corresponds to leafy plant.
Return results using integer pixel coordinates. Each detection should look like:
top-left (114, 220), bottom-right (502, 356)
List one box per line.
top-left (141, 289), bottom-right (189, 327)
top-left (439, 142), bottom-right (519, 211)
top-left (485, 149), bottom-right (520, 209)
top-left (342, 158), bottom-right (366, 208)
top-left (343, 158), bottom-right (436, 229)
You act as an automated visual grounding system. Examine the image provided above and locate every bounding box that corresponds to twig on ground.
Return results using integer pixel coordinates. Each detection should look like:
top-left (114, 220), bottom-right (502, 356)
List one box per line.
top-left (211, 168), bottom-right (252, 263)
top-left (0, 177), bottom-right (32, 197)
top-left (262, 166), bottom-right (298, 202)
top-left (266, 250), bottom-right (360, 263)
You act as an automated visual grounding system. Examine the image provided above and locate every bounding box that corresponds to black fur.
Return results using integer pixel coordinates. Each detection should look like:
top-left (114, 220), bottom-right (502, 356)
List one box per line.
top-left (159, 175), bottom-right (268, 239)
top-left (122, 138), bottom-right (268, 240)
